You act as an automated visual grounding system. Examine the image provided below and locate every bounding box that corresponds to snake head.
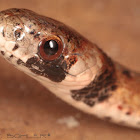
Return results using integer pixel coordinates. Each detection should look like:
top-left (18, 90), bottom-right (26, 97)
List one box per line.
top-left (0, 8), bottom-right (101, 88)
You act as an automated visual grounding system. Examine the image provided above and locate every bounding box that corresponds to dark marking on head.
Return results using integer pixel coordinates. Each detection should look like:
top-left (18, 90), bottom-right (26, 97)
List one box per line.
top-left (10, 55), bottom-right (13, 58)
top-left (26, 56), bottom-right (67, 82)
top-left (1, 51), bottom-right (5, 55)
top-left (17, 59), bottom-right (24, 65)
top-left (30, 29), bottom-right (36, 35)
top-left (2, 30), bottom-right (5, 37)
top-left (122, 70), bottom-right (132, 78)
top-left (16, 23), bottom-right (20, 26)
top-left (16, 55), bottom-right (68, 82)
top-left (71, 55), bottom-right (117, 107)
top-left (34, 33), bottom-right (40, 38)
top-left (66, 56), bottom-right (77, 69)
top-left (12, 44), bottom-right (19, 51)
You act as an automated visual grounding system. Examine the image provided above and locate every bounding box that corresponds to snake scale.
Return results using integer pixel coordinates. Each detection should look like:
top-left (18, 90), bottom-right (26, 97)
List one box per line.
top-left (0, 8), bottom-right (140, 129)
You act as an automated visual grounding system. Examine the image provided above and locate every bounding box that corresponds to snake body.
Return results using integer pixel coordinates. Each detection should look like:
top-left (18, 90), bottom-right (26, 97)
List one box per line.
top-left (0, 8), bottom-right (140, 128)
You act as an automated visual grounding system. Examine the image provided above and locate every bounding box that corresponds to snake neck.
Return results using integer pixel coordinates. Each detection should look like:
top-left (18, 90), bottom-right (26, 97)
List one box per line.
top-left (71, 48), bottom-right (118, 106)
top-left (113, 63), bottom-right (140, 112)
top-left (71, 46), bottom-right (140, 112)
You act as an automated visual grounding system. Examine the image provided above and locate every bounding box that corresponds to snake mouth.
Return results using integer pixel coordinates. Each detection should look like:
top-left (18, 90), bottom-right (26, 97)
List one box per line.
top-left (0, 48), bottom-right (95, 84)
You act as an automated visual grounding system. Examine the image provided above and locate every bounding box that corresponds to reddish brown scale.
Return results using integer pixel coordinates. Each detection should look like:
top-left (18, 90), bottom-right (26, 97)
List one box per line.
top-left (118, 105), bottom-right (123, 110)
top-left (126, 111), bottom-right (132, 115)
top-left (4, 11), bottom-right (14, 16)
top-left (65, 56), bottom-right (78, 70)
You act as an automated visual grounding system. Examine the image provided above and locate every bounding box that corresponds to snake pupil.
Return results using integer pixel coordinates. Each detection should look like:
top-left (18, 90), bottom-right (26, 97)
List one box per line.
top-left (38, 37), bottom-right (63, 61)
top-left (44, 40), bottom-right (58, 55)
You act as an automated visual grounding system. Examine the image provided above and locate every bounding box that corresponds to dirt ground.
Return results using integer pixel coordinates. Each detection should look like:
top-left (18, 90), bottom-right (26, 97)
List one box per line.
top-left (0, 0), bottom-right (140, 140)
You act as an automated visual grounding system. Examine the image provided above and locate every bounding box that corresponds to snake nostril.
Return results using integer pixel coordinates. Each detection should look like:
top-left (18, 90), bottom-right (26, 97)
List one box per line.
top-left (14, 29), bottom-right (24, 40)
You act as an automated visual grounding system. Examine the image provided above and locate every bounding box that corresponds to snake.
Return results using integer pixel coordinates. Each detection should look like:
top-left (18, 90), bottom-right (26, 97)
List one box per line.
top-left (0, 8), bottom-right (140, 129)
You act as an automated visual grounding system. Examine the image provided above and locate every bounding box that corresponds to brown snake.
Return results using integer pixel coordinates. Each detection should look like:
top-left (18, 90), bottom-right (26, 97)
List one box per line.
top-left (0, 8), bottom-right (140, 129)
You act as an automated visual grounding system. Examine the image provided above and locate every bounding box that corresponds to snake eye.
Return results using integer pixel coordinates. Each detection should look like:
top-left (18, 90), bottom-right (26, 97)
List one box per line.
top-left (38, 36), bottom-right (63, 61)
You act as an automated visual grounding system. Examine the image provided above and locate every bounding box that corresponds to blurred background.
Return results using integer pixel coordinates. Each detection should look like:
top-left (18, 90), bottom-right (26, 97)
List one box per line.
top-left (0, 0), bottom-right (140, 139)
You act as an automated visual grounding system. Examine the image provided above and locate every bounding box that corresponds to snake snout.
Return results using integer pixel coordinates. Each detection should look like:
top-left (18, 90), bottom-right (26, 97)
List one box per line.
top-left (0, 9), bottom-right (38, 62)
top-left (0, 9), bottom-right (17, 58)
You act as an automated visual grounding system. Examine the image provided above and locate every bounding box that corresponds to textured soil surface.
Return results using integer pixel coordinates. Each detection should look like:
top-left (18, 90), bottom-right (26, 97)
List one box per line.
top-left (0, 0), bottom-right (140, 140)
